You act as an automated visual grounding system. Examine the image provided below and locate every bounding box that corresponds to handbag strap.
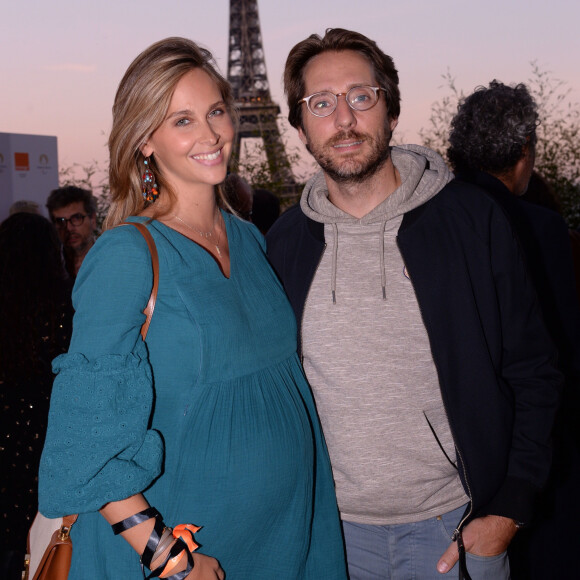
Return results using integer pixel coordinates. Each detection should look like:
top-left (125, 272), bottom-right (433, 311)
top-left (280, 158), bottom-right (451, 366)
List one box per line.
top-left (121, 221), bottom-right (160, 341)
top-left (58, 224), bottom-right (159, 529)
top-left (61, 514), bottom-right (78, 536)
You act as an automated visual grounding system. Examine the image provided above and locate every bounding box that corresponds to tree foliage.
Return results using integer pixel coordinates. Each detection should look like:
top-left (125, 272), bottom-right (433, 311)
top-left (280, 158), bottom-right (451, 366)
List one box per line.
top-left (418, 70), bottom-right (465, 161)
top-left (419, 64), bottom-right (580, 228)
top-left (530, 63), bottom-right (580, 227)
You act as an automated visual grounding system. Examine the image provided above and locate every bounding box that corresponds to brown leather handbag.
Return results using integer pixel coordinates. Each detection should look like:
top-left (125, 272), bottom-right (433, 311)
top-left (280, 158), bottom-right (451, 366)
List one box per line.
top-left (23, 222), bottom-right (159, 580)
top-left (25, 514), bottom-right (78, 580)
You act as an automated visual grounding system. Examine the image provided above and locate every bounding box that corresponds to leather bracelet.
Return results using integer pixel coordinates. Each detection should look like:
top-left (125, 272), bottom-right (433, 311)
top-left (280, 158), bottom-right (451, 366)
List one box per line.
top-left (141, 516), bottom-right (167, 570)
top-left (153, 528), bottom-right (175, 564)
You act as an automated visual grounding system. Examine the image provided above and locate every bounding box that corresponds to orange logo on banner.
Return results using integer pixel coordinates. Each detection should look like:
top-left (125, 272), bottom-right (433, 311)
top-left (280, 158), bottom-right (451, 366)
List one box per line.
top-left (15, 152), bottom-right (30, 171)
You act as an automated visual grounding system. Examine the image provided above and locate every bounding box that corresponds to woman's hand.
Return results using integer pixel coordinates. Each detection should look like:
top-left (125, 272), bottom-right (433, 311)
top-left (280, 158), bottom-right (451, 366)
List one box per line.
top-left (101, 496), bottom-right (224, 578)
top-left (187, 553), bottom-right (224, 579)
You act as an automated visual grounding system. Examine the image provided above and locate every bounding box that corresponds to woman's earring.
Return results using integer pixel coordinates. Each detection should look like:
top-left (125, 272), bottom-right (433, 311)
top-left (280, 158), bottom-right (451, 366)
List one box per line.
top-left (142, 157), bottom-right (159, 203)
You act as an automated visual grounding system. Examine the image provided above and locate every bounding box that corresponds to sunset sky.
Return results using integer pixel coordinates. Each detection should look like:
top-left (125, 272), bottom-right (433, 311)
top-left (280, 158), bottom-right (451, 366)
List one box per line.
top-left (2, 0), bottom-right (579, 182)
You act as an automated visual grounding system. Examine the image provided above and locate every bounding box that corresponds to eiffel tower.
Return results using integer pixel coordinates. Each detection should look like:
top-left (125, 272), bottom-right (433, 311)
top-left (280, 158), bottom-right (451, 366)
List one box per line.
top-left (227, 0), bottom-right (296, 187)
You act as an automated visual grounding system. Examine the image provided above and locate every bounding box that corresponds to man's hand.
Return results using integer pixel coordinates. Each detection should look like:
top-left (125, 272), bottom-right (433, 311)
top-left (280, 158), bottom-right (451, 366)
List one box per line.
top-left (436, 515), bottom-right (517, 574)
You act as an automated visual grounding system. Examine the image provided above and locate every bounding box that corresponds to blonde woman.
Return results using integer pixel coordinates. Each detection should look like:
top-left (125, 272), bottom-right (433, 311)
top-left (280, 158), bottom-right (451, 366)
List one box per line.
top-left (39, 38), bottom-right (346, 580)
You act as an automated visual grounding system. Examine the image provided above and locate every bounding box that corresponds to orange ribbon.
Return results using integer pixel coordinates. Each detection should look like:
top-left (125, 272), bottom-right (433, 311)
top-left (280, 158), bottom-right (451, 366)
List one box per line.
top-left (173, 523), bottom-right (202, 552)
top-left (159, 523), bottom-right (201, 579)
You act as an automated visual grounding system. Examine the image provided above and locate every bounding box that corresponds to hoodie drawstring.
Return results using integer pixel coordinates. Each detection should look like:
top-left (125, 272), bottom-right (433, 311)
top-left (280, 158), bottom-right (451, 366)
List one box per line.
top-left (379, 220), bottom-right (387, 300)
top-left (331, 223), bottom-right (338, 304)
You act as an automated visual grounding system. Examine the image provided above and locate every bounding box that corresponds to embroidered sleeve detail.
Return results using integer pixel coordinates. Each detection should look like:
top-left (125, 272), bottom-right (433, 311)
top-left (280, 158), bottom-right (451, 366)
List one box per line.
top-left (39, 341), bottom-right (164, 516)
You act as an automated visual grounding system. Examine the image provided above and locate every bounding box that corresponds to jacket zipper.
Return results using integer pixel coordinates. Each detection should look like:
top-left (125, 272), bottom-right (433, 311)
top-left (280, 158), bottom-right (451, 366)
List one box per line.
top-left (451, 445), bottom-right (473, 539)
top-left (300, 243), bottom-right (327, 365)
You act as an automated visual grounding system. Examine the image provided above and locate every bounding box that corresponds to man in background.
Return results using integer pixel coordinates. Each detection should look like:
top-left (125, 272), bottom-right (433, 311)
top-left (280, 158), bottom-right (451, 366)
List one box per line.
top-left (46, 186), bottom-right (97, 278)
top-left (448, 81), bottom-right (580, 579)
top-left (8, 200), bottom-right (41, 216)
top-left (224, 175), bottom-right (281, 234)
top-left (224, 173), bottom-right (253, 222)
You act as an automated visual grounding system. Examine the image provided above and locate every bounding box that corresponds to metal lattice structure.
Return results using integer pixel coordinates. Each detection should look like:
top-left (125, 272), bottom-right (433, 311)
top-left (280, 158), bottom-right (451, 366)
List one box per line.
top-left (227, 0), bottom-right (295, 187)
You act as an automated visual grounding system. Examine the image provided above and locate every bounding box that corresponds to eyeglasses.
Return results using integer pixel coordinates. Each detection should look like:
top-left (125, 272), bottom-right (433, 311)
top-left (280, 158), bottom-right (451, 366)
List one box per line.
top-left (53, 213), bottom-right (88, 229)
top-left (300, 85), bottom-right (386, 118)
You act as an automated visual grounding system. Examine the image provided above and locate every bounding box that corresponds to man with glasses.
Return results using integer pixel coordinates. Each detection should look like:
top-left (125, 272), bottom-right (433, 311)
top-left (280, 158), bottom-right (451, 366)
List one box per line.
top-left (46, 186), bottom-right (97, 278)
top-left (266, 29), bottom-right (561, 579)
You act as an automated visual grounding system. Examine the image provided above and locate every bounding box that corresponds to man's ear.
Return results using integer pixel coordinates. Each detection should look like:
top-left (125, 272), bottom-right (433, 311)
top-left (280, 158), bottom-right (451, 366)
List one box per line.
top-left (297, 126), bottom-right (308, 145)
top-left (389, 117), bottom-right (399, 132)
top-left (522, 142), bottom-right (535, 160)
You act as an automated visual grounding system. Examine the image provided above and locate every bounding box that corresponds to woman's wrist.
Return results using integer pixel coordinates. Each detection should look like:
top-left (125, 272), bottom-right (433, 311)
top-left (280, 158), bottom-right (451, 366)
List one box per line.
top-left (109, 506), bottom-right (201, 579)
top-left (100, 495), bottom-right (156, 555)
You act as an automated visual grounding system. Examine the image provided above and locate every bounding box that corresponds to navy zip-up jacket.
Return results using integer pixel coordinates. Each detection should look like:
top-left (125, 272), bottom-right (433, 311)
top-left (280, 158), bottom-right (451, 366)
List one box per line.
top-left (267, 178), bottom-right (563, 525)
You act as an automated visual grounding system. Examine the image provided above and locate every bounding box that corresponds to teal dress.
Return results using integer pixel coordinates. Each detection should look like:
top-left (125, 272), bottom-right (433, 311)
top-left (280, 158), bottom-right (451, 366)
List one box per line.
top-left (39, 213), bottom-right (346, 579)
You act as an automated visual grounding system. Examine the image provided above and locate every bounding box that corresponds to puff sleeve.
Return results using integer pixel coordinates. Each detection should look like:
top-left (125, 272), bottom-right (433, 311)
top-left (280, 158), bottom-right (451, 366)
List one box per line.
top-left (38, 225), bottom-right (164, 516)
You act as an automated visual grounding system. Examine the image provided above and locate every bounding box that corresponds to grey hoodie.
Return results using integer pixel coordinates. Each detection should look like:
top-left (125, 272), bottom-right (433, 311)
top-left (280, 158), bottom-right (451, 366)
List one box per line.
top-left (300, 145), bottom-right (468, 525)
top-left (301, 145), bottom-right (453, 302)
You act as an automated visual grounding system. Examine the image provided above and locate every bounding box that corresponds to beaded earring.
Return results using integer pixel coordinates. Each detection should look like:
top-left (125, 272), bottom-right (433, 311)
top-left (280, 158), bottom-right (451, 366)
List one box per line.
top-left (141, 157), bottom-right (159, 203)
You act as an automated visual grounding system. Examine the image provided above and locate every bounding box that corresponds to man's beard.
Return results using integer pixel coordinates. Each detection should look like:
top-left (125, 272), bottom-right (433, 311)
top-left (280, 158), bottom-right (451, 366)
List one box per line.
top-left (65, 233), bottom-right (92, 255)
top-left (304, 122), bottom-right (392, 184)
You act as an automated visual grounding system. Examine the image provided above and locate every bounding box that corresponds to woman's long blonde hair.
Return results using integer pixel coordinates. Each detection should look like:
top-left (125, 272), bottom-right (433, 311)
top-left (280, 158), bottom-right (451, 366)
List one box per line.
top-left (105, 37), bottom-right (238, 230)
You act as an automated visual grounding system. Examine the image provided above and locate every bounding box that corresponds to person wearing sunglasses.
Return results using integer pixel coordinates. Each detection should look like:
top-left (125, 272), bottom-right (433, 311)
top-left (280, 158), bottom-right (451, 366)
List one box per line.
top-left (46, 186), bottom-right (98, 277)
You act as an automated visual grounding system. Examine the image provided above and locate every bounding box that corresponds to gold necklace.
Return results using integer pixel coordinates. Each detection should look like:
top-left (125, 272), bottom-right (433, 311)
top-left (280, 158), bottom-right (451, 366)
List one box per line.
top-left (172, 210), bottom-right (223, 257)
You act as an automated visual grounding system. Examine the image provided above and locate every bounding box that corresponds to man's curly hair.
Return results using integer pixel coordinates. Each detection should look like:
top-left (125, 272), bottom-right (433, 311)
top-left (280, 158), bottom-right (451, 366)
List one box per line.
top-left (447, 80), bottom-right (538, 175)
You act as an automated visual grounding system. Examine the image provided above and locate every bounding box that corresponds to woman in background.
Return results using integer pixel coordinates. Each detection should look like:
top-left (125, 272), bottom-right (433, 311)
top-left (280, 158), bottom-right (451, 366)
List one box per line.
top-left (0, 213), bottom-right (73, 579)
top-left (38, 37), bottom-right (346, 579)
